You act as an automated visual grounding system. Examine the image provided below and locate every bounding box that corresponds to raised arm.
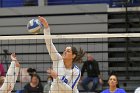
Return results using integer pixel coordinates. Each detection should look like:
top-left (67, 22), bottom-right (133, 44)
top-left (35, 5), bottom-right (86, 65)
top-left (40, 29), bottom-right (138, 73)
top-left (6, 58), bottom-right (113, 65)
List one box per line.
top-left (38, 16), bottom-right (62, 62)
top-left (0, 53), bottom-right (20, 93)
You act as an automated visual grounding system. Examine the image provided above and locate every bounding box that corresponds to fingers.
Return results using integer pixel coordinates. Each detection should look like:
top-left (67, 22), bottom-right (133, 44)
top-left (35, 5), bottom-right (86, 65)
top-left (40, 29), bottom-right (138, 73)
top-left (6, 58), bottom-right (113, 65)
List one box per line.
top-left (11, 53), bottom-right (17, 61)
top-left (47, 68), bottom-right (52, 77)
top-left (47, 68), bottom-right (50, 73)
top-left (11, 53), bottom-right (15, 57)
top-left (11, 53), bottom-right (20, 67)
top-left (46, 68), bottom-right (58, 79)
top-left (38, 16), bottom-right (49, 28)
top-left (47, 67), bottom-right (53, 73)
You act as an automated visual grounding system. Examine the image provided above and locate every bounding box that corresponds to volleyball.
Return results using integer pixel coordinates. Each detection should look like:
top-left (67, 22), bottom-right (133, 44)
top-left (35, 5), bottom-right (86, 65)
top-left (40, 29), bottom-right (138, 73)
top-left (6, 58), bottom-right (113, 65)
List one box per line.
top-left (27, 19), bottom-right (42, 34)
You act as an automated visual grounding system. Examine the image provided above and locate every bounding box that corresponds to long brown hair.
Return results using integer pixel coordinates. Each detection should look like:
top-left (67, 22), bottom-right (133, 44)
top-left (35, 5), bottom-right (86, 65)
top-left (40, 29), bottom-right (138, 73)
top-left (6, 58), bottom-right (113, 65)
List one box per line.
top-left (71, 47), bottom-right (85, 63)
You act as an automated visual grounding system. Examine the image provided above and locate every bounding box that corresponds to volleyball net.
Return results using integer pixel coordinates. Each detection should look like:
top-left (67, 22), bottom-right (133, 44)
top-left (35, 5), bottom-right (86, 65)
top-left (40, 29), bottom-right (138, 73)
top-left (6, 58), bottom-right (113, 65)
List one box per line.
top-left (0, 33), bottom-right (140, 40)
top-left (0, 33), bottom-right (140, 92)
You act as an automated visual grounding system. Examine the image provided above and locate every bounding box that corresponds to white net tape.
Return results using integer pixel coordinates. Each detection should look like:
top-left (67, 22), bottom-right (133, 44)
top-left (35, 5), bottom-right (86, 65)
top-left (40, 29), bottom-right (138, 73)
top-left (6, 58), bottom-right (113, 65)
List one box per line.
top-left (0, 33), bottom-right (140, 40)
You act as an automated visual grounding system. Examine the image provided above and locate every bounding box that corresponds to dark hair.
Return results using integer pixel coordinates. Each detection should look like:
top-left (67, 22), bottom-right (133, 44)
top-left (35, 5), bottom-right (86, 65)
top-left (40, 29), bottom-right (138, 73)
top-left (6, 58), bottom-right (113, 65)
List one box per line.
top-left (27, 68), bottom-right (36, 76)
top-left (108, 74), bottom-right (120, 88)
top-left (71, 47), bottom-right (85, 63)
top-left (31, 74), bottom-right (41, 82)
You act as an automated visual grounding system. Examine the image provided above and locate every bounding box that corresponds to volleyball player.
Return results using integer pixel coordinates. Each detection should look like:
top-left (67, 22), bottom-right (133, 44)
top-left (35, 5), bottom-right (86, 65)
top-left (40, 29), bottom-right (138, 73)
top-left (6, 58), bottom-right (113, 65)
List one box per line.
top-left (38, 16), bottom-right (85, 93)
top-left (0, 53), bottom-right (20, 93)
top-left (101, 74), bottom-right (126, 93)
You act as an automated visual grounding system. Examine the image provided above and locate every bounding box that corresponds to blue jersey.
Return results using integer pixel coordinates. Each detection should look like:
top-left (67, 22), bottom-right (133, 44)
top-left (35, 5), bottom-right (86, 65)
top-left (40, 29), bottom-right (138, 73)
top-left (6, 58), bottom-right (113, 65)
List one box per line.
top-left (101, 88), bottom-right (126, 93)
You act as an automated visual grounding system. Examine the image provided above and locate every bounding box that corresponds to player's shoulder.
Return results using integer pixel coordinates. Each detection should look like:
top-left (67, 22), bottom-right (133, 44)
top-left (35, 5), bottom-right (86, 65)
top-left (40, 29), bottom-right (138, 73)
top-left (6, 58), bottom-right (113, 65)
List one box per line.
top-left (115, 88), bottom-right (126, 93)
top-left (101, 89), bottom-right (109, 93)
top-left (73, 65), bottom-right (80, 74)
top-left (73, 65), bottom-right (80, 70)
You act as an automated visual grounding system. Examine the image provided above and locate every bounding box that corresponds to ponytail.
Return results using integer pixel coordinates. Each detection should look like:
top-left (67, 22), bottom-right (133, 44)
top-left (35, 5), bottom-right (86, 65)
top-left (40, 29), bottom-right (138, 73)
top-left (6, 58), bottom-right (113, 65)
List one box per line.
top-left (72, 47), bottom-right (85, 63)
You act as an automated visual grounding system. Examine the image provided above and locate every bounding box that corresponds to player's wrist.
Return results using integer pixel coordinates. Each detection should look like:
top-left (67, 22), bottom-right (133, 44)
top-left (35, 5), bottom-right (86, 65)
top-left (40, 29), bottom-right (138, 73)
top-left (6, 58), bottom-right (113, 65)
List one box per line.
top-left (15, 62), bottom-right (20, 67)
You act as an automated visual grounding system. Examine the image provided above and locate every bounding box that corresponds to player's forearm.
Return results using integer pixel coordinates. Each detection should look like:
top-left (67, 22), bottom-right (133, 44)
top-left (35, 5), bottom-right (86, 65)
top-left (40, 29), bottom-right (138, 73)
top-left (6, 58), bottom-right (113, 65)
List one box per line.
top-left (44, 27), bottom-right (53, 47)
top-left (6, 61), bottom-right (16, 75)
top-left (8, 61), bottom-right (20, 75)
top-left (0, 90), bottom-right (9, 93)
top-left (0, 61), bottom-right (20, 93)
top-left (44, 28), bottom-right (62, 61)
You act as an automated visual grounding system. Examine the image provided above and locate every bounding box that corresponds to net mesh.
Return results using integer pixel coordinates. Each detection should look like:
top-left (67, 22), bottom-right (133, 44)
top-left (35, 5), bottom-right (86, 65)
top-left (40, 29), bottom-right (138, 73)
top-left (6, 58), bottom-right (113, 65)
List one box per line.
top-left (0, 33), bottom-right (140, 92)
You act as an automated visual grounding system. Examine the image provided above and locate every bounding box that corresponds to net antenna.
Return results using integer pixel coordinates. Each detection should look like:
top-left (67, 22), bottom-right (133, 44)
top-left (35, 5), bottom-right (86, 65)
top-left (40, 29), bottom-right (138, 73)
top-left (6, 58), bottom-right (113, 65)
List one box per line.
top-left (0, 33), bottom-right (140, 40)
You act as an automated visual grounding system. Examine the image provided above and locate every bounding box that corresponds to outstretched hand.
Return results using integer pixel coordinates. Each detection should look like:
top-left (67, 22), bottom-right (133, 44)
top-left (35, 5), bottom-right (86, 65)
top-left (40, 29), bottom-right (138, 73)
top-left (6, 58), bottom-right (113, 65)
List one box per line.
top-left (38, 16), bottom-right (49, 28)
top-left (11, 53), bottom-right (17, 61)
top-left (11, 53), bottom-right (20, 67)
top-left (47, 68), bottom-right (58, 79)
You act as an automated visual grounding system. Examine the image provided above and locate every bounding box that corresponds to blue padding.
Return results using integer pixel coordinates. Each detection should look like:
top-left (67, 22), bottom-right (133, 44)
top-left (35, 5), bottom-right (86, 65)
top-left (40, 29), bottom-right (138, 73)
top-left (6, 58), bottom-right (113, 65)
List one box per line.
top-left (74, 0), bottom-right (110, 3)
top-left (2, 0), bottom-right (24, 7)
top-left (1, 0), bottom-right (38, 7)
top-left (110, 0), bottom-right (140, 7)
top-left (48, 0), bottom-right (110, 5)
top-left (0, 0), bottom-right (2, 7)
top-left (48, 0), bottom-right (73, 5)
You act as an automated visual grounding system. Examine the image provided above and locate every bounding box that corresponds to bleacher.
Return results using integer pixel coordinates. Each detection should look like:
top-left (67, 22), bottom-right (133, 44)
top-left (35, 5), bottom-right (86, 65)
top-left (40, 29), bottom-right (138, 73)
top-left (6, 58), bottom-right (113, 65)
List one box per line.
top-left (0, 3), bottom-right (108, 93)
top-left (108, 10), bottom-right (140, 93)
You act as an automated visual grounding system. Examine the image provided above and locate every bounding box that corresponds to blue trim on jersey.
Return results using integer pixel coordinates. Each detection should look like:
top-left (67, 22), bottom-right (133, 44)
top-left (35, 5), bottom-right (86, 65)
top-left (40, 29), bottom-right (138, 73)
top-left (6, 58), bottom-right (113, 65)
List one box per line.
top-left (61, 76), bottom-right (65, 81)
top-left (61, 76), bottom-right (68, 84)
top-left (64, 78), bottom-right (68, 84)
top-left (72, 65), bottom-right (81, 89)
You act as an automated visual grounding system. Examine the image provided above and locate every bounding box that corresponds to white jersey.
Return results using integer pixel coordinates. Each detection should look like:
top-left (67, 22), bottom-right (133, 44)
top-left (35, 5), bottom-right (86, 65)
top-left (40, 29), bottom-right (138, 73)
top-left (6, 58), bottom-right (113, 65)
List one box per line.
top-left (0, 61), bottom-right (20, 93)
top-left (44, 28), bottom-right (81, 93)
